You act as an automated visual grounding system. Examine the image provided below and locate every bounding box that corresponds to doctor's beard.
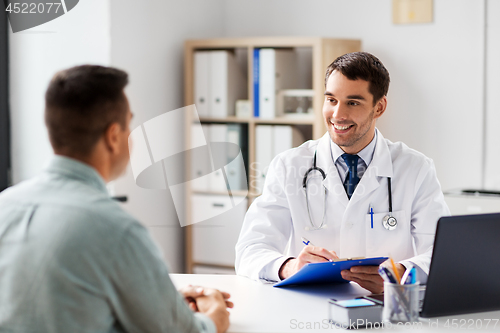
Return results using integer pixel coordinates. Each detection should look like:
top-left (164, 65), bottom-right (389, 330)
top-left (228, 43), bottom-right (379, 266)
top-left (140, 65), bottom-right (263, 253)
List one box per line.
top-left (325, 108), bottom-right (376, 152)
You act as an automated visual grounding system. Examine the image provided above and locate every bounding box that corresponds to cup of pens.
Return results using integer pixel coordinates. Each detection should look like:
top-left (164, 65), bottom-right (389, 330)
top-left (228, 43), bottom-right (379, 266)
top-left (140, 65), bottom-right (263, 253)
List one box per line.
top-left (380, 264), bottom-right (419, 323)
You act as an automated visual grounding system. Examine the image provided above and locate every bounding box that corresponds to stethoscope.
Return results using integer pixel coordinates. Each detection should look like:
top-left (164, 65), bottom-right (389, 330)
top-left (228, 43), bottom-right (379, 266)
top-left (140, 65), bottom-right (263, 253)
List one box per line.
top-left (302, 151), bottom-right (397, 231)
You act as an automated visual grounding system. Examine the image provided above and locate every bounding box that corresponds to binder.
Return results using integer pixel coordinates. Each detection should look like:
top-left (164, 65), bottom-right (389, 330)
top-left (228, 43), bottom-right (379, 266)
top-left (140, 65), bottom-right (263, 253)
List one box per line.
top-left (253, 48), bottom-right (260, 117)
top-left (225, 124), bottom-right (248, 192)
top-left (274, 257), bottom-right (388, 287)
top-left (210, 51), bottom-right (229, 118)
top-left (254, 125), bottom-right (305, 193)
top-left (209, 124), bottom-right (229, 192)
top-left (273, 125), bottom-right (304, 156)
top-left (255, 125), bottom-right (273, 193)
top-left (190, 124), bottom-right (211, 191)
top-left (209, 51), bottom-right (246, 118)
top-left (259, 49), bottom-right (297, 119)
top-left (194, 51), bottom-right (210, 117)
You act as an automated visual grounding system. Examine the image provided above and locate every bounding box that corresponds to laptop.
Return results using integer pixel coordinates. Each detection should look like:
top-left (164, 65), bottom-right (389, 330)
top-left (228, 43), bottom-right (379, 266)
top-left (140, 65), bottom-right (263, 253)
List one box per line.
top-left (420, 213), bottom-right (500, 317)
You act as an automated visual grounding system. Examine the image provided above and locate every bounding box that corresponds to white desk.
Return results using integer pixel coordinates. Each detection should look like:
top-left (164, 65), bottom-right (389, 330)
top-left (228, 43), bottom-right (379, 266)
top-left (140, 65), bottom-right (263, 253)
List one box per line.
top-left (171, 274), bottom-right (500, 332)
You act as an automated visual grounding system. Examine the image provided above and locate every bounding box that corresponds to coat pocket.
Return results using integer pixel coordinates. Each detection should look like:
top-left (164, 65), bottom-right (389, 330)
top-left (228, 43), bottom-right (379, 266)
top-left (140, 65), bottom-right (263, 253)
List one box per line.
top-left (365, 210), bottom-right (414, 261)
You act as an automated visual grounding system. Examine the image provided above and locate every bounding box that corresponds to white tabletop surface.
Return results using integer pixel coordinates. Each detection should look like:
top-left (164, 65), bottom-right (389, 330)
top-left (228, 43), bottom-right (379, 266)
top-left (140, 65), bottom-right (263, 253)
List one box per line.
top-left (171, 274), bottom-right (500, 333)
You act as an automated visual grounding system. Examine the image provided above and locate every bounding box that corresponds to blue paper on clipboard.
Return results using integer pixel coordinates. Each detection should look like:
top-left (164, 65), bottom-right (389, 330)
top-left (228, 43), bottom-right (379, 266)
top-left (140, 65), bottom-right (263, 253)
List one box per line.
top-left (274, 257), bottom-right (388, 287)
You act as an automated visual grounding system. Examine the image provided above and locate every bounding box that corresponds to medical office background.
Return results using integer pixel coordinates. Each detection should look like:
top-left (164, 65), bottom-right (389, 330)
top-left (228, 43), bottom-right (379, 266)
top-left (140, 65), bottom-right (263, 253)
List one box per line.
top-left (1, 0), bottom-right (500, 274)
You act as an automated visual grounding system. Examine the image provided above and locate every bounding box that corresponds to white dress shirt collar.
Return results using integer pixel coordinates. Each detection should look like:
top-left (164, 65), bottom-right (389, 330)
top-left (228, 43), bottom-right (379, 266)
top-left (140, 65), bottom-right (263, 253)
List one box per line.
top-left (330, 128), bottom-right (378, 167)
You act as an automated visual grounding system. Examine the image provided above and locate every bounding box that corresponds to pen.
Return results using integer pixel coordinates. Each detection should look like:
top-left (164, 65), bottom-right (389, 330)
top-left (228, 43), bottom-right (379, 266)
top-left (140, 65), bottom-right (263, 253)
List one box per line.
top-left (400, 266), bottom-right (412, 285)
top-left (410, 267), bottom-right (417, 284)
top-left (401, 267), bottom-right (417, 285)
top-left (378, 266), bottom-right (397, 283)
top-left (369, 205), bottom-right (374, 229)
top-left (301, 237), bottom-right (333, 262)
top-left (301, 237), bottom-right (314, 246)
top-left (390, 257), bottom-right (402, 283)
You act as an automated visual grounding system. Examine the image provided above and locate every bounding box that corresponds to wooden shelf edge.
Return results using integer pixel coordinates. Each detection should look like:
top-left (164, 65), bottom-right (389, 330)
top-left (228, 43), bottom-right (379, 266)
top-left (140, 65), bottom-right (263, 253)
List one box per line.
top-left (191, 190), bottom-right (255, 197)
top-left (185, 36), bottom-right (361, 49)
top-left (198, 117), bottom-right (250, 123)
top-left (254, 117), bottom-right (315, 125)
top-left (198, 116), bottom-right (315, 125)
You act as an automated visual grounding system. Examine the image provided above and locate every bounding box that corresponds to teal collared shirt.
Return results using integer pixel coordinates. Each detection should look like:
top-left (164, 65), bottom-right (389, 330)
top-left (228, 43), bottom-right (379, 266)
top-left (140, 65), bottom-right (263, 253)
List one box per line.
top-left (0, 156), bottom-right (214, 333)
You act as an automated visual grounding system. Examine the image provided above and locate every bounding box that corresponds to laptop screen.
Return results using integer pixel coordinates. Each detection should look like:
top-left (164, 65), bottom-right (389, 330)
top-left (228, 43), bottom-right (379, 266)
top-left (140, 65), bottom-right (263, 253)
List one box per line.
top-left (420, 213), bottom-right (500, 317)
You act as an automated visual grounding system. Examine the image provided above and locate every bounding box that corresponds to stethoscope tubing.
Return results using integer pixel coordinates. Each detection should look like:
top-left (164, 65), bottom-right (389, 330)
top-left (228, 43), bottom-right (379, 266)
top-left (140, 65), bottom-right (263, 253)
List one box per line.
top-left (303, 150), bottom-right (396, 230)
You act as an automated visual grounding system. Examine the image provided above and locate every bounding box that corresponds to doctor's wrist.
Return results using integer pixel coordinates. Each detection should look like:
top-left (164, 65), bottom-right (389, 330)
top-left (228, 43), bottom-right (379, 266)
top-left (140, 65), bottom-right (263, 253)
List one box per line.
top-left (278, 257), bottom-right (296, 280)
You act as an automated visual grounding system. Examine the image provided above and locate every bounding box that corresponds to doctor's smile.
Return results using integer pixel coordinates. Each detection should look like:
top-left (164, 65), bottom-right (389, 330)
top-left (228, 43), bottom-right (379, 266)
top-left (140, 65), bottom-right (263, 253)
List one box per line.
top-left (332, 124), bottom-right (354, 131)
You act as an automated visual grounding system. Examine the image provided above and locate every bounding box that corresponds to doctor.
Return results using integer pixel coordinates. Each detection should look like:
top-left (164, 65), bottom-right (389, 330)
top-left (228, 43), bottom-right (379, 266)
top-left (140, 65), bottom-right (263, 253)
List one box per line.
top-left (235, 52), bottom-right (450, 293)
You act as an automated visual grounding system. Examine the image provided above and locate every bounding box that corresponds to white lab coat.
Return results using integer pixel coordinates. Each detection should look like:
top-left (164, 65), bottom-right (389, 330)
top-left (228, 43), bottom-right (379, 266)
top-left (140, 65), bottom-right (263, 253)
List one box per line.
top-left (235, 129), bottom-right (450, 282)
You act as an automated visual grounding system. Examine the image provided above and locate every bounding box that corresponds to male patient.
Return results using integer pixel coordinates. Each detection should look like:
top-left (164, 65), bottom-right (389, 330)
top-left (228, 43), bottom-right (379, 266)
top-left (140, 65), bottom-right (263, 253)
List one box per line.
top-left (0, 65), bottom-right (230, 333)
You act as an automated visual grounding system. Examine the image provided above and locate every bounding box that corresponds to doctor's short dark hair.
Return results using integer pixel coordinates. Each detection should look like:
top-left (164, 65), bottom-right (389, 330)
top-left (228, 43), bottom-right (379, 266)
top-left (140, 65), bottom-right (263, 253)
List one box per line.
top-left (45, 65), bottom-right (129, 157)
top-left (325, 52), bottom-right (390, 105)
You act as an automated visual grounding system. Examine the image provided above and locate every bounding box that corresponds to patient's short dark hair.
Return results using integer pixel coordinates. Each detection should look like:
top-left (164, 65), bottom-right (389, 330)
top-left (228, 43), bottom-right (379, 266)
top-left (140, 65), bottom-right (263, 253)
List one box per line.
top-left (325, 52), bottom-right (390, 105)
top-left (45, 65), bottom-right (129, 157)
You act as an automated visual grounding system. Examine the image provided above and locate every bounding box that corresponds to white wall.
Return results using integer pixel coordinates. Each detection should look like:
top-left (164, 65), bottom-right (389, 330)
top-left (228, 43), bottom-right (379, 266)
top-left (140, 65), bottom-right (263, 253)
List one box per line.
top-left (484, 0), bottom-right (500, 189)
top-left (10, 0), bottom-right (111, 183)
top-left (109, 0), bottom-right (225, 272)
top-left (222, 0), bottom-right (490, 192)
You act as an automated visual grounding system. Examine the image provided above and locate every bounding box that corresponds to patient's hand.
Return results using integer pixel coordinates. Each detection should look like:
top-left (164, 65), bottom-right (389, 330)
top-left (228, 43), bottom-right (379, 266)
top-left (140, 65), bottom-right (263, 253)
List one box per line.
top-left (194, 288), bottom-right (232, 333)
top-left (178, 285), bottom-right (233, 311)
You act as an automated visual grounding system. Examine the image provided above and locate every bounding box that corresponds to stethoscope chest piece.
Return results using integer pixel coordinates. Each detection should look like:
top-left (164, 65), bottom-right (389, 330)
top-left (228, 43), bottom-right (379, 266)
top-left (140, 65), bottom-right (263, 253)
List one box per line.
top-left (382, 215), bottom-right (397, 231)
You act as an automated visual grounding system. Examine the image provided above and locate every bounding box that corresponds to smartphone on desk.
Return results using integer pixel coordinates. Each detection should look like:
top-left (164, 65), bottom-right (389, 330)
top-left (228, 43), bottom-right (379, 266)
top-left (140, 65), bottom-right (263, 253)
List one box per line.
top-left (359, 294), bottom-right (384, 305)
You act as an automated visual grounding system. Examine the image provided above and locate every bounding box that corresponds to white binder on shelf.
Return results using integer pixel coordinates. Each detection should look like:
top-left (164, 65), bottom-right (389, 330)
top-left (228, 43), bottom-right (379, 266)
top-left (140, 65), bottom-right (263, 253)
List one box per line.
top-left (209, 124), bottom-right (229, 192)
top-left (255, 125), bottom-right (306, 194)
top-left (209, 51), bottom-right (246, 118)
top-left (194, 51), bottom-right (210, 117)
top-left (225, 124), bottom-right (248, 192)
top-left (255, 125), bottom-right (273, 194)
top-left (190, 124), bottom-right (211, 192)
top-left (259, 49), bottom-right (297, 119)
top-left (273, 125), bottom-right (305, 155)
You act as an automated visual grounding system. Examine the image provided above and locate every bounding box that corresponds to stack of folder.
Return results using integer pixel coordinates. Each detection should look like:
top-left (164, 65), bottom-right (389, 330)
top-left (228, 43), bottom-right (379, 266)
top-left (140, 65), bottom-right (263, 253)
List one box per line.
top-left (253, 48), bottom-right (297, 119)
top-left (194, 50), bottom-right (246, 118)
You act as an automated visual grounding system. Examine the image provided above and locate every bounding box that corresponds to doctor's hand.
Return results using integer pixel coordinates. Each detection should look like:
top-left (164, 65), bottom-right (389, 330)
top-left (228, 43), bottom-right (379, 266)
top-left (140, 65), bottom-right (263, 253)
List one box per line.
top-left (279, 245), bottom-right (338, 280)
top-left (340, 262), bottom-right (406, 294)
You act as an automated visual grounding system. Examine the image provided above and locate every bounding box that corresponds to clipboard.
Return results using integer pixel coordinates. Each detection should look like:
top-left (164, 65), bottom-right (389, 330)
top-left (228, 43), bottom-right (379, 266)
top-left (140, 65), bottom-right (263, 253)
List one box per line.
top-left (274, 257), bottom-right (388, 287)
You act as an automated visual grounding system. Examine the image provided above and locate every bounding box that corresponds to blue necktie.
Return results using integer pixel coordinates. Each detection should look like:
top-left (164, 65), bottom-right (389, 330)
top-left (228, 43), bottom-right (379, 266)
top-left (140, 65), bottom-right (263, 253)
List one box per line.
top-left (342, 153), bottom-right (360, 199)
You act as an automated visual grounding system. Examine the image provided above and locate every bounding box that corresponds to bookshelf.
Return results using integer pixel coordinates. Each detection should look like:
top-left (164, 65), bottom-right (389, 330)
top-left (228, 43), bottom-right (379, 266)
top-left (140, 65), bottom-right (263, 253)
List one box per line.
top-left (184, 37), bottom-right (361, 273)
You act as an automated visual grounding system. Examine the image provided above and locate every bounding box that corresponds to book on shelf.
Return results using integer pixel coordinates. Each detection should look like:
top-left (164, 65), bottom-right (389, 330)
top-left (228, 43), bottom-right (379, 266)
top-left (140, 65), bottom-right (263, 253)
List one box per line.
top-left (328, 297), bottom-right (383, 329)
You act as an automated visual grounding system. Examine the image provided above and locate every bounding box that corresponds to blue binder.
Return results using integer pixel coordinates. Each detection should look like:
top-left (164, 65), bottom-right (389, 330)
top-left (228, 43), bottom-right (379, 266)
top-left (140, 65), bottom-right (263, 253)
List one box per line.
top-left (253, 48), bottom-right (259, 117)
top-left (274, 257), bottom-right (388, 287)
